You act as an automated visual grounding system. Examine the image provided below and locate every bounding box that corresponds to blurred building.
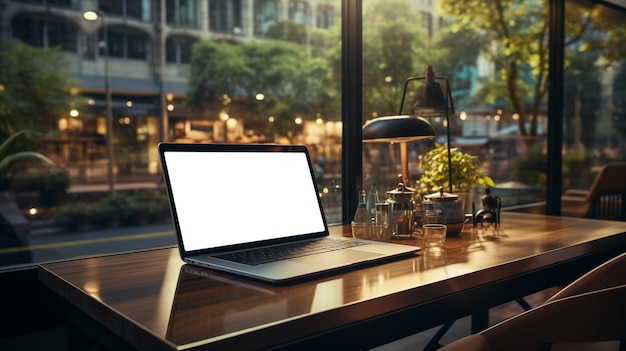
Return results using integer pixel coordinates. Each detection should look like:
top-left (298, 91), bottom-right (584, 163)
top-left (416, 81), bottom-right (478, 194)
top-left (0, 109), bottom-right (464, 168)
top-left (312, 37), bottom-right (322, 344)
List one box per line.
top-left (0, 0), bottom-right (337, 183)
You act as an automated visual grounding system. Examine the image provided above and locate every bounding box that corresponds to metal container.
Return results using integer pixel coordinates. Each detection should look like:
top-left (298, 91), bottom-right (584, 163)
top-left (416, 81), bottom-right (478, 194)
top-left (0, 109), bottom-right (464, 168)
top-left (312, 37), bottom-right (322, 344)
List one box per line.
top-left (422, 187), bottom-right (465, 236)
top-left (386, 182), bottom-right (415, 238)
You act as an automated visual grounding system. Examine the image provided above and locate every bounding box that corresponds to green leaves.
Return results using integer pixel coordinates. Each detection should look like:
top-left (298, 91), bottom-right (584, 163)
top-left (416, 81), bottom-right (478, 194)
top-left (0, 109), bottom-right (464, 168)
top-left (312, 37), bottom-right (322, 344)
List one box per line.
top-left (0, 39), bottom-right (78, 135)
top-left (419, 143), bottom-right (494, 193)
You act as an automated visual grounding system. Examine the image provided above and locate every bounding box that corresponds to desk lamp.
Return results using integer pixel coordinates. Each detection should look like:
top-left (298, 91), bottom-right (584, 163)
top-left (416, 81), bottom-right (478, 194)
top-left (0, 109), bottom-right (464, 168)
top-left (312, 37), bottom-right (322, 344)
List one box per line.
top-left (362, 76), bottom-right (437, 186)
top-left (407, 66), bottom-right (455, 194)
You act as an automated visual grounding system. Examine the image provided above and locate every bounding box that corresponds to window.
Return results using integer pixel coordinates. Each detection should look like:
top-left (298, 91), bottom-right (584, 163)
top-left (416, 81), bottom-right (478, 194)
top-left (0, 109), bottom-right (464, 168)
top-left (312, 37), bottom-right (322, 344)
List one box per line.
top-left (362, 0), bottom-right (551, 211)
top-left (166, 0), bottom-right (199, 28)
top-left (254, 0), bottom-right (278, 36)
top-left (166, 36), bottom-right (196, 64)
top-left (317, 5), bottom-right (334, 29)
top-left (2, 0), bottom-right (626, 272)
top-left (560, 0), bottom-right (626, 214)
top-left (100, 0), bottom-right (151, 21)
top-left (12, 15), bottom-right (78, 52)
top-left (105, 28), bottom-right (148, 59)
top-left (209, 0), bottom-right (243, 34)
top-left (288, 0), bottom-right (309, 25)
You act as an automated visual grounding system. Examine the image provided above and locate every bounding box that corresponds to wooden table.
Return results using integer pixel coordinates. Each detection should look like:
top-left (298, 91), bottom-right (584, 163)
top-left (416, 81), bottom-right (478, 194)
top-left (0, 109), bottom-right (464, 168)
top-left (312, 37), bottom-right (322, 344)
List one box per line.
top-left (39, 213), bottom-right (626, 350)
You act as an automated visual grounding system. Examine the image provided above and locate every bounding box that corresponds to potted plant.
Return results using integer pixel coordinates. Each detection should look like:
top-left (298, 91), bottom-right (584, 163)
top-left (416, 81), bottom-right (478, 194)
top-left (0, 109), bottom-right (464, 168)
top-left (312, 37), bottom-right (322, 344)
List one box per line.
top-left (418, 143), bottom-right (495, 212)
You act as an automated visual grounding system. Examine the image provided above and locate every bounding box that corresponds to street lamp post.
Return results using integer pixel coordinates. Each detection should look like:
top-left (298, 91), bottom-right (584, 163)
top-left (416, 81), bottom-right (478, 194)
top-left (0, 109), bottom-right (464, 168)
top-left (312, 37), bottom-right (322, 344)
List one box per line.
top-left (84, 9), bottom-right (115, 194)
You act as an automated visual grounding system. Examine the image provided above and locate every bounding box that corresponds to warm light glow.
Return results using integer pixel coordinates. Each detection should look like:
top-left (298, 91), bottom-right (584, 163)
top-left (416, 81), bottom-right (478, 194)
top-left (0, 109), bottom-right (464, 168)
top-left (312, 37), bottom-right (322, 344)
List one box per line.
top-left (83, 281), bottom-right (102, 302)
top-left (166, 93), bottom-right (174, 101)
top-left (268, 116), bottom-right (275, 123)
top-left (83, 10), bottom-right (99, 21)
top-left (119, 116), bottom-right (131, 124)
top-left (87, 98), bottom-right (95, 105)
top-left (220, 111), bottom-right (229, 121)
top-left (97, 117), bottom-right (106, 134)
top-left (58, 118), bottom-right (68, 131)
top-left (316, 117), bottom-right (323, 125)
top-left (459, 111), bottom-right (467, 121)
top-left (70, 109), bottom-right (79, 117)
top-left (494, 115), bottom-right (501, 122)
top-left (226, 118), bottom-right (238, 130)
top-left (126, 100), bottom-right (133, 107)
top-left (496, 109), bottom-right (503, 115)
top-left (384, 76), bottom-right (392, 83)
top-left (0, 84), bottom-right (5, 91)
top-left (256, 93), bottom-right (265, 101)
top-left (167, 104), bottom-right (174, 112)
top-left (29, 207), bottom-right (38, 216)
top-left (512, 113), bottom-right (520, 120)
top-left (222, 94), bottom-right (231, 105)
top-left (295, 117), bottom-right (303, 125)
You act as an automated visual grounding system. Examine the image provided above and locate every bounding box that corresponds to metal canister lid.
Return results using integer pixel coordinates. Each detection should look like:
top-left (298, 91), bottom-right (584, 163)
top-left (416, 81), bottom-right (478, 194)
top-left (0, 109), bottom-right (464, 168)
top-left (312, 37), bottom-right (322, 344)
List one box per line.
top-left (387, 182), bottom-right (414, 200)
top-left (423, 186), bottom-right (458, 202)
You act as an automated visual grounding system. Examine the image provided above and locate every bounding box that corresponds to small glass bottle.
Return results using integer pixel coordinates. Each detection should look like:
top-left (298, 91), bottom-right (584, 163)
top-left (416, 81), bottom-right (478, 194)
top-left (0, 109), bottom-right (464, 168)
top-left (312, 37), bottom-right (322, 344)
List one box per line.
top-left (366, 181), bottom-right (379, 219)
top-left (352, 190), bottom-right (372, 239)
top-left (354, 190), bottom-right (371, 224)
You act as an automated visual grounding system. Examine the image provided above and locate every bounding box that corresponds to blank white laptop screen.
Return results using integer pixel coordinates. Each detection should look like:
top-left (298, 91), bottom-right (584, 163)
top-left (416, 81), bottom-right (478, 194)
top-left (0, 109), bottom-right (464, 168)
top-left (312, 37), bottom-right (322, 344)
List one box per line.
top-left (163, 151), bottom-right (326, 252)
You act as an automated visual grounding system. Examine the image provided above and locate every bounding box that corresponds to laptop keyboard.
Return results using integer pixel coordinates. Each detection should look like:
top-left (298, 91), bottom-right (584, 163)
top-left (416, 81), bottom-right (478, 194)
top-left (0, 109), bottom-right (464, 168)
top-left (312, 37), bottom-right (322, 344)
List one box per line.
top-left (215, 237), bottom-right (371, 266)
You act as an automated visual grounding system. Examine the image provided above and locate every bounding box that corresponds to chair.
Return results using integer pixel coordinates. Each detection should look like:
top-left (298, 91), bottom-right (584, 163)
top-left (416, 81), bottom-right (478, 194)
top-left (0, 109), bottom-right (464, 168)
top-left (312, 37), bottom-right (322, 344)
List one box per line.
top-left (544, 251), bottom-right (626, 303)
top-left (561, 163), bottom-right (626, 221)
top-left (421, 252), bottom-right (626, 350)
top-left (438, 284), bottom-right (626, 351)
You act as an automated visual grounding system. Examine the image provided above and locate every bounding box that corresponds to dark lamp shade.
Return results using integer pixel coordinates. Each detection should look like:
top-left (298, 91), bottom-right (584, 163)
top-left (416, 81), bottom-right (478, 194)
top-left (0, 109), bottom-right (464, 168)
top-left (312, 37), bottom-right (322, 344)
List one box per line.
top-left (413, 81), bottom-right (448, 116)
top-left (362, 115), bottom-right (436, 143)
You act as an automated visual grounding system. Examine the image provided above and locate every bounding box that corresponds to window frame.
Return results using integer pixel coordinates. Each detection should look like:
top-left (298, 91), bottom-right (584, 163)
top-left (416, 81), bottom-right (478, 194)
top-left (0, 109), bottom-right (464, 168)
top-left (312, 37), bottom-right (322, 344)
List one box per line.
top-left (208, 0), bottom-right (243, 34)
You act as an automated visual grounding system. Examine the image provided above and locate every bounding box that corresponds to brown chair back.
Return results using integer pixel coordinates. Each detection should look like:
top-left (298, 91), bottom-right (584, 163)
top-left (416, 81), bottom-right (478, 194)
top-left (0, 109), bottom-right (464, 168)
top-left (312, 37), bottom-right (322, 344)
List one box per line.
top-left (439, 285), bottom-right (626, 351)
top-left (586, 163), bottom-right (626, 220)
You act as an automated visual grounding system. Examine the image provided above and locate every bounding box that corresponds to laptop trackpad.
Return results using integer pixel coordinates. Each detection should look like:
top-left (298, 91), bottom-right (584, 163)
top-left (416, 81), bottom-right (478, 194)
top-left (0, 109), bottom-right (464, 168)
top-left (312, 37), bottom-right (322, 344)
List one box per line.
top-left (291, 249), bottom-right (381, 268)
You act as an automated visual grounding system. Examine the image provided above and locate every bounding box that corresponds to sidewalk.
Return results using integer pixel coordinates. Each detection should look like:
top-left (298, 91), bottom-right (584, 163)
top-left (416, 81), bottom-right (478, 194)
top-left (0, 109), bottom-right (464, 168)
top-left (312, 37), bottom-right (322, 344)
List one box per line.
top-left (67, 181), bottom-right (162, 194)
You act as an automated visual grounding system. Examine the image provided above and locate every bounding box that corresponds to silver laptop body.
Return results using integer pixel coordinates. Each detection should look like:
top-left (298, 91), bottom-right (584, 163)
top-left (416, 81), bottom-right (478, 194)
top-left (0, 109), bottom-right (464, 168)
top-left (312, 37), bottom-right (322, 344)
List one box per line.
top-left (158, 142), bottom-right (418, 283)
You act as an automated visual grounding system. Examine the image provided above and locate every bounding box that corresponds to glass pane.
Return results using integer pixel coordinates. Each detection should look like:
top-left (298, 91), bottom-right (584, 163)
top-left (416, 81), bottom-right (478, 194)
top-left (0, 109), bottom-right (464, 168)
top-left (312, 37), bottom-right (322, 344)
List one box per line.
top-left (12, 16), bottom-right (43, 47)
top-left (126, 32), bottom-right (148, 59)
top-left (47, 20), bottom-right (78, 52)
top-left (209, 0), bottom-right (242, 33)
top-left (1, 0), bottom-right (342, 269)
top-left (126, 0), bottom-right (143, 19)
top-left (561, 0), bottom-right (626, 220)
top-left (100, 0), bottom-right (123, 16)
top-left (107, 30), bottom-right (125, 57)
top-left (167, 0), bottom-right (198, 27)
top-left (362, 0), bottom-right (550, 216)
top-left (254, 0), bottom-right (279, 37)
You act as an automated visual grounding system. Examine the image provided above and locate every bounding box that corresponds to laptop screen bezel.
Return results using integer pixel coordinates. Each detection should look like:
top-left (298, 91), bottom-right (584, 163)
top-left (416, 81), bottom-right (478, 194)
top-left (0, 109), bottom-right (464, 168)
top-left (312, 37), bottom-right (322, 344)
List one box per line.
top-left (158, 142), bottom-right (330, 258)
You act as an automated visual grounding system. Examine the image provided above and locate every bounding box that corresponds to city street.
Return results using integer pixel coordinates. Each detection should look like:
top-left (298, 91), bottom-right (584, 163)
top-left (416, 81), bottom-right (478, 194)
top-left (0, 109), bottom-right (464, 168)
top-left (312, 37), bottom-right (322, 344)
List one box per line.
top-left (0, 223), bottom-right (177, 269)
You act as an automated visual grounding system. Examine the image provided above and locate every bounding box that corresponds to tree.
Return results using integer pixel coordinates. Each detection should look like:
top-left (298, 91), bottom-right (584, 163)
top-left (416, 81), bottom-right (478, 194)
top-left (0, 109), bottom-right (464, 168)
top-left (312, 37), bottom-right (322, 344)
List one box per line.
top-left (0, 39), bottom-right (78, 138)
top-left (439, 0), bottom-right (626, 145)
top-left (185, 38), bottom-right (336, 142)
top-left (185, 40), bottom-right (246, 112)
top-left (265, 20), bottom-right (307, 45)
top-left (361, 0), bottom-right (432, 118)
top-left (440, 0), bottom-right (550, 142)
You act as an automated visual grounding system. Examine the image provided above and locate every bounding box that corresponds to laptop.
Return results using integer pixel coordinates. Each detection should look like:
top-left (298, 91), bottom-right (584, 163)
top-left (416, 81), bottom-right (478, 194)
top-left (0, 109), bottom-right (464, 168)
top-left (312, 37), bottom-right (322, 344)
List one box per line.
top-left (158, 142), bottom-right (418, 283)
